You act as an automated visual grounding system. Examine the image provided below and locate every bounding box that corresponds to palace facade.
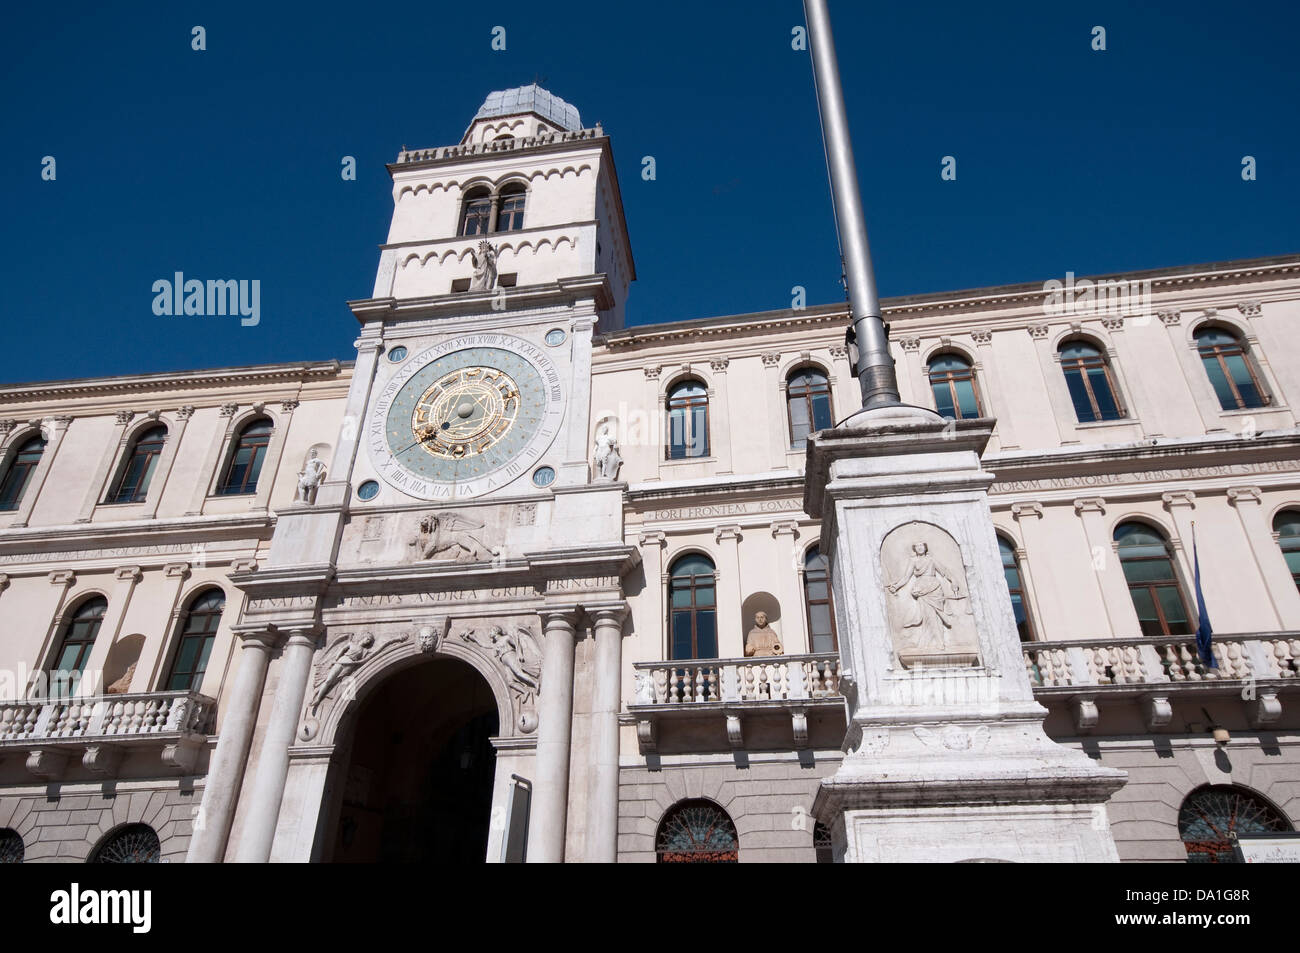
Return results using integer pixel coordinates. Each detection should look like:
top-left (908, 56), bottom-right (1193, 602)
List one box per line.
top-left (0, 86), bottom-right (1297, 863)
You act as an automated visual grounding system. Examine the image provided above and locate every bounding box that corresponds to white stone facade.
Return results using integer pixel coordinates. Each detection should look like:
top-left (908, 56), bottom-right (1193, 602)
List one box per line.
top-left (0, 89), bottom-right (1296, 863)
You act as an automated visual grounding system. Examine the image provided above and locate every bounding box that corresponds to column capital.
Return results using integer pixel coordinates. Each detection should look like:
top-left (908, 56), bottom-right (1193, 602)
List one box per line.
top-left (709, 357), bottom-right (730, 374)
top-left (638, 530), bottom-right (667, 548)
top-left (1073, 497), bottom-right (1106, 516)
top-left (760, 352), bottom-right (781, 368)
top-left (1161, 490), bottom-right (1196, 510)
top-left (163, 562), bottom-right (191, 579)
top-left (231, 624), bottom-right (281, 651)
top-left (48, 569), bottom-right (75, 588)
top-left (1027, 324), bottom-right (1050, 339)
top-left (770, 519), bottom-right (800, 538)
top-left (1227, 486), bottom-right (1263, 507)
top-left (587, 604), bottom-right (630, 627)
top-left (714, 524), bottom-right (743, 543)
top-left (971, 329), bottom-right (993, 346)
top-left (0, 574), bottom-right (8, 593)
top-left (1158, 309), bottom-right (1182, 326)
top-left (538, 606), bottom-right (581, 628)
top-left (176, 404), bottom-right (197, 420)
top-left (1237, 300), bottom-right (1263, 318)
top-left (1011, 502), bottom-right (1043, 521)
top-left (113, 565), bottom-right (143, 584)
top-left (643, 365), bottom-right (663, 380)
top-left (899, 337), bottom-right (921, 351)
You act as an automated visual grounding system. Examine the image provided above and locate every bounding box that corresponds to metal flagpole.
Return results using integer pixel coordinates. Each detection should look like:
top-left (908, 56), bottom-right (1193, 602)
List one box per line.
top-left (802, 0), bottom-right (901, 409)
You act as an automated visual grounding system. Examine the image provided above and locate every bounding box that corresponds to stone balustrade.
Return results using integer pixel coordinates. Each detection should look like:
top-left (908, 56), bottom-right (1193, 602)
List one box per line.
top-left (633, 654), bottom-right (842, 705)
top-left (1023, 633), bottom-right (1300, 689)
top-left (0, 691), bottom-right (216, 778)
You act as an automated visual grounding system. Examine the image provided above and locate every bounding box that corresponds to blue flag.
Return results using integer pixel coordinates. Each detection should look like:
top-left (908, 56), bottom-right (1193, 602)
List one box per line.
top-left (1193, 528), bottom-right (1217, 669)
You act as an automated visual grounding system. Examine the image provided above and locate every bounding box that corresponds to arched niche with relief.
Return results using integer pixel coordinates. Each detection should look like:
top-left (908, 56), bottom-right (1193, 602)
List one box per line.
top-left (880, 522), bottom-right (980, 669)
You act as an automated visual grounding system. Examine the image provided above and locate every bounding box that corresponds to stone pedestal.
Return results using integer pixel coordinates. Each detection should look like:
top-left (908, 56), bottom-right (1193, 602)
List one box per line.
top-left (804, 406), bottom-right (1126, 863)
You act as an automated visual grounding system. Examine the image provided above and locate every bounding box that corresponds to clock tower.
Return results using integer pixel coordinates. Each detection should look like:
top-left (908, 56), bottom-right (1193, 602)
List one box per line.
top-left (207, 87), bottom-right (640, 865)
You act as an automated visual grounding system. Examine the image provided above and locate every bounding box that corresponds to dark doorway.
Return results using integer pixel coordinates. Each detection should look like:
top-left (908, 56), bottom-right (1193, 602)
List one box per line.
top-left (328, 657), bottom-right (499, 863)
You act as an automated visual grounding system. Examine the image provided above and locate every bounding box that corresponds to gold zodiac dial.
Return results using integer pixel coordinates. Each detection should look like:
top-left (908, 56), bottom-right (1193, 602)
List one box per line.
top-left (412, 365), bottom-right (520, 460)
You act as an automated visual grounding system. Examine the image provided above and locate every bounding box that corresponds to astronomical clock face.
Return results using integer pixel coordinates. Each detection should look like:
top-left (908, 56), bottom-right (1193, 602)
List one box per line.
top-left (367, 333), bottom-right (565, 500)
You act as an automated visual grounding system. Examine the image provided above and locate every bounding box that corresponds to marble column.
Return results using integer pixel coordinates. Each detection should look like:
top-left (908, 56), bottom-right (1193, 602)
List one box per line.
top-left (529, 607), bottom-right (579, 863)
top-left (771, 520), bottom-right (807, 652)
top-left (1228, 487), bottom-right (1300, 626)
top-left (587, 605), bottom-right (627, 863)
top-left (186, 627), bottom-right (277, 863)
top-left (641, 365), bottom-right (663, 481)
top-left (714, 525), bottom-right (744, 657)
top-left (709, 358), bottom-right (733, 474)
top-left (76, 566), bottom-right (142, 697)
top-left (234, 628), bottom-right (318, 863)
top-left (1073, 497), bottom-right (1134, 638)
top-left (760, 353), bottom-right (786, 469)
top-left (970, 330), bottom-right (1019, 449)
top-left (1027, 325), bottom-right (1073, 444)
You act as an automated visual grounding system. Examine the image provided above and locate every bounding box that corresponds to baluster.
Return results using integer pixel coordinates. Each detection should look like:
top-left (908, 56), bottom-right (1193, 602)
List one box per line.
top-left (654, 668), bottom-right (669, 704)
top-left (706, 667), bottom-right (718, 701)
top-left (693, 666), bottom-right (704, 703)
top-left (741, 665), bottom-right (755, 700)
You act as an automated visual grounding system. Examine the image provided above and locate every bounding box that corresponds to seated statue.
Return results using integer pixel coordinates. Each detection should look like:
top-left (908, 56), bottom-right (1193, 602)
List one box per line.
top-left (744, 611), bottom-right (783, 657)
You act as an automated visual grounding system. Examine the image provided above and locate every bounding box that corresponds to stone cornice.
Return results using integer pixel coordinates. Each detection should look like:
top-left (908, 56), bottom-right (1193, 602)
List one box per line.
top-left (0, 361), bottom-right (347, 405)
top-left (348, 274), bottom-right (615, 326)
top-left (388, 125), bottom-right (608, 172)
top-left (0, 512), bottom-right (275, 564)
top-left (599, 254), bottom-right (1300, 350)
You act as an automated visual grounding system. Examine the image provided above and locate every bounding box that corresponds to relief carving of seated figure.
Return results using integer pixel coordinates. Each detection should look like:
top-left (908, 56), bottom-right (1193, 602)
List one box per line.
top-left (744, 611), bottom-right (783, 658)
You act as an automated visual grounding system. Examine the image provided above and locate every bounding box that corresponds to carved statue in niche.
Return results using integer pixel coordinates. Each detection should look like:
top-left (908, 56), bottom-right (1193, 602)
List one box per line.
top-left (593, 424), bottom-right (622, 481)
top-left (295, 448), bottom-right (327, 503)
top-left (460, 624), bottom-right (542, 732)
top-left (469, 241), bottom-right (498, 292)
top-left (105, 662), bottom-right (137, 695)
top-left (881, 524), bottom-right (979, 668)
top-left (744, 611), bottom-right (783, 657)
top-left (408, 512), bottom-right (498, 562)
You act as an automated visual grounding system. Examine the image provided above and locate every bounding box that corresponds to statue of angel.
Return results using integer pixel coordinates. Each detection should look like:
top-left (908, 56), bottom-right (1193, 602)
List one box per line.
top-left (461, 625), bottom-right (542, 696)
top-left (310, 633), bottom-right (374, 714)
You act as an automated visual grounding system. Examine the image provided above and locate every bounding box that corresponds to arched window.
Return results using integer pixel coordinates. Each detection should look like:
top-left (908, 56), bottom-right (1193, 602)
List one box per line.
top-left (927, 353), bottom-right (982, 420)
top-left (666, 381), bottom-right (709, 460)
top-left (165, 589), bottom-right (226, 691)
top-left (1179, 785), bottom-right (1293, 863)
top-left (90, 824), bottom-right (160, 863)
top-left (1115, 522), bottom-right (1191, 636)
top-left (669, 554), bottom-right (716, 660)
top-left (998, 536), bottom-right (1034, 642)
top-left (497, 183), bottom-right (526, 231)
top-left (0, 828), bottom-right (22, 864)
top-left (459, 187), bottom-right (492, 236)
top-left (1195, 326), bottom-right (1267, 410)
top-left (1060, 341), bottom-right (1124, 423)
top-left (108, 425), bottom-right (167, 504)
top-left (656, 800), bottom-right (738, 863)
top-left (1273, 510), bottom-right (1300, 592)
top-left (50, 596), bottom-right (108, 692)
top-left (217, 418), bottom-right (273, 495)
top-left (813, 820), bottom-right (833, 864)
top-left (0, 436), bottom-right (46, 512)
top-left (786, 368), bottom-right (833, 449)
top-left (803, 545), bottom-right (837, 653)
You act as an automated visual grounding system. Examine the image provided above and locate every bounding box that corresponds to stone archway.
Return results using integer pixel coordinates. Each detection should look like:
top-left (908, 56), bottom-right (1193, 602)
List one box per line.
top-left (323, 656), bottom-right (500, 862)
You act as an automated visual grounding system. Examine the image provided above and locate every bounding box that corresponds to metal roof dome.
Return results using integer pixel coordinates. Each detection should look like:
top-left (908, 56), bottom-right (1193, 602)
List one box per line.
top-left (472, 84), bottom-right (582, 131)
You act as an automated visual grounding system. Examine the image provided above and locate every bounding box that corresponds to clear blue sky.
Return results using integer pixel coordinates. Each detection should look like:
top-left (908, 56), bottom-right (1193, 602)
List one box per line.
top-left (2, 1), bottom-right (1296, 384)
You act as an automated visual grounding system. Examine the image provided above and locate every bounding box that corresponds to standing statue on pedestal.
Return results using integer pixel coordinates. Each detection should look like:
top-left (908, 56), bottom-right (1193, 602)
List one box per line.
top-left (744, 611), bottom-right (783, 657)
top-left (593, 425), bottom-right (622, 481)
top-left (295, 448), bottom-right (327, 504)
top-left (469, 241), bottom-right (498, 292)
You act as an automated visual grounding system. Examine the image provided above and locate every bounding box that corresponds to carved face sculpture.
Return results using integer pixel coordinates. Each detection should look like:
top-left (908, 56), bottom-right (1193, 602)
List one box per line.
top-left (753, 611), bottom-right (768, 629)
top-left (912, 542), bottom-right (928, 556)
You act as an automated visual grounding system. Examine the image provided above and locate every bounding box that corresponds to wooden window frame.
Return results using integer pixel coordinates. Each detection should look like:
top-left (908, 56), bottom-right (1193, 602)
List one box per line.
top-left (927, 354), bottom-right (983, 420)
top-left (666, 383), bottom-right (710, 460)
top-left (1060, 343), bottom-right (1126, 422)
top-left (1195, 328), bottom-right (1269, 411)
top-left (786, 368), bottom-right (833, 448)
